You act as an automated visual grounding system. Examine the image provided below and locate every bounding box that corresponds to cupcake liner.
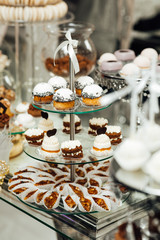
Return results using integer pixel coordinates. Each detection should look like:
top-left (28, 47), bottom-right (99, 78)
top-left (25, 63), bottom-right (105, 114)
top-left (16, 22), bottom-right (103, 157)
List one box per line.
top-left (11, 182), bottom-right (34, 198)
top-left (43, 191), bottom-right (61, 209)
top-left (21, 186), bottom-right (38, 203)
top-left (53, 177), bottom-right (71, 189)
top-left (34, 177), bottom-right (55, 190)
top-left (68, 183), bottom-right (85, 198)
top-left (92, 195), bottom-right (111, 212)
top-left (62, 195), bottom-right (78, 212)
top-left (56, 183), bottom-right (70, 196)
top-left (54, 173), bottom-right (70, 182)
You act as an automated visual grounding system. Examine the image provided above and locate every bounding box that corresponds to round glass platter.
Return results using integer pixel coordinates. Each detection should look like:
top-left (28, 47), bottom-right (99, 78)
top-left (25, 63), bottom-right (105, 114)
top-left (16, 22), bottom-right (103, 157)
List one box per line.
top-left (32, 101), bottom-right (112, 115)
top-left (23, 144), bottom-right (113, 165)
top-left (110, 158), bottom-right (160, 196)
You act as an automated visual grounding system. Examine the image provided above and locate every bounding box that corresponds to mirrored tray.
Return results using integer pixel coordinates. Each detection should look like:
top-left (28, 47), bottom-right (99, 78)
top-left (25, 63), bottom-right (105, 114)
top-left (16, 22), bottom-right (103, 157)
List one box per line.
top-left (32, 100), bottom-right (111, 115)
top-left (110, 158), bottom-right (160, 196)
top-left (24, 144), bottom-right (113, 165)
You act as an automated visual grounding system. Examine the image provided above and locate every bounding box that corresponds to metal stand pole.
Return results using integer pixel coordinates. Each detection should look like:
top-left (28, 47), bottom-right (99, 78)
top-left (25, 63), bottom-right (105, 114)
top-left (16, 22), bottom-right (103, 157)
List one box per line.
top-left (15, 22), bottom-right (21, 103)
top-left (69, 57), bottom-right (75, 182)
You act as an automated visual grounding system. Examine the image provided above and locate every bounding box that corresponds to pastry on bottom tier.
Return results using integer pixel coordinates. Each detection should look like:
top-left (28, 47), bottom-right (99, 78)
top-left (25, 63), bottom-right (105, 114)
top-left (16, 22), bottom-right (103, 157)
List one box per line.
top-left (88, 117), bottom-right (108, 136)
top-left (61, 140), bottom-right (83, 158)
top-left (40, 129), bottom-right (60, 158)
top-left (91, 133), bottom-right (113, 157)
top-left (82, 84), bottom-right (103, 106)
top-left (63, 114), bottom-right (82, 134)
top-left (115, 222), bottom-right (142, 240)
top-left (24, 128), bottom-right (44, 146)
top-left (106, 125), bottom-right (122, 145)
top-left (27, 103), bottom-right (42, 117)
top-left (53, 88), bottom-right (76, 110)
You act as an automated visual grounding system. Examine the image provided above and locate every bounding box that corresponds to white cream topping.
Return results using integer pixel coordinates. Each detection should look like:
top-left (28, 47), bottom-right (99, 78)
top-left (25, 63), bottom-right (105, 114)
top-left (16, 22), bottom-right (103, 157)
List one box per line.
top-left (24, 128), bottom-right (43, 137)
top-left (33, 82), bottom-right (53, 95)
top-left (48, 76), bottom-right (67, 89)
top-left (106, 125), bottom-right (121, 133)
top-left (38, 118), bottom-right (54, 132)
top-left (63, 114), bottom-right (80, 123)
top-left (54, 88), bottom-right (75, 101)
top-left (42, 135), bottom-right (60, 151)
top-left (63, 126), bottom-right (82, 131)
top-left (89, 117), bottom-right (108, 126)
top-left (16, 102), bottom-right (29, 113)
top-left (61, 140), bottom-right (82, 149)
top-left (15, 113), bottom-right (35, 128)
top-left (75, 76), bottom-right (94, 89)
top-left (82, 84), bottom-right (103, 98)
top-left (93, 134), bottom-right (111, 149)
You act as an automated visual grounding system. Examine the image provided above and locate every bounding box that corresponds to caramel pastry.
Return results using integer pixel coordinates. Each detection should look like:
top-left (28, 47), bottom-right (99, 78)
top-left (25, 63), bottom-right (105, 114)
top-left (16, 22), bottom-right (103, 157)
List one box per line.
top-left (0, 113), bottom-right (9, 128)
top-left (87, 187), bottom-right (98, 195)
top-left (65, 195), bottom-right (76, 209)
top-left (60, 167), bottom-right (69, 173)
top-left (45, 169), bottom-right (57, 177)
top-left (79, 197), bottom-right (92, 212)
top-left (54, 180), bottom-right (71, 188)
top-left (36, 191), bottom-right (48, 204)
top-left (8, 181), bottom-right (30, 190)
top-left (97, 165), bottom-right (109, 172)
top-left (55, 175), bottom-right (68, 181)
top-left (89, 178), bottom-right (102, 187)
top-left (92, 197), bottom-right (109, 211)
top-left (44, 192), bottom-right (59, 209)
top-left (34, 180), bottom-right (55, 186)
top-left (9, 176), bottom-right (33, 182)
top-left (76, 178), bottom-right (87, 186)
top-left (85, 166), bottom-right (94, 173)
top-left (13, 187), bottom-right (28, 194)
top-left (75, 168), bottom-right (85, 177)
top-left (14, 169), bottom-right (36, 175)
top-left (24, 190), bottom-right (38, 201)
top-left (69, 184), bottom-right (84, 198)
top-left (91, 161), bottom-right (99, 167)
top-left (27, 103), bottom-right (42, 117)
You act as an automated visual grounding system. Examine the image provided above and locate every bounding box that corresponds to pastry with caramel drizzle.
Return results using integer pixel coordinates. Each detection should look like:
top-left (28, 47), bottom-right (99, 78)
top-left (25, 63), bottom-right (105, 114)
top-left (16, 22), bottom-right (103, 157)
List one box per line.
top-left (36, 191), bottom-right (47, 204)
top-left (44, 192), bottom-right (59, 209)
top-left (87, 187), bottom-right (98, 195)
top-left (34, 180), bottom-right (55, 186)
top-left (80, 197), bottom-right (92, 212)
top-left (65, 195), bottom-right (76, 209)
top-left (93, 197), bottom-right (109, 211)
top-left (69, 184), bottom-right (84, 198)
top-left (24, 190), bottom-right (38, 201)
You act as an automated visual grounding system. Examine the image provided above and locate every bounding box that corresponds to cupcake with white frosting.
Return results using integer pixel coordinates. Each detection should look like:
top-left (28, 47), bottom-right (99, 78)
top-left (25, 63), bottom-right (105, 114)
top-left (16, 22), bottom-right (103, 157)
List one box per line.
top-left (15, 102), bottom-right (29, 114)
top-left (53, 88), bottom-right (76, 110)
top-left (38, 111), bottom-right (54, 133)
top-left (106, 125), bottom-right (122, 145)
top-left (24, 128), bottom-right (44, 146)
top-left (48, 76), bottom-right (67, 92)
top-left (82, 84), bottom-right (103, 106)
top-left (63, 114), bottom-right (82, 134)
top-left (75, 76), bottom-right (94, 97)
top-left (33, 82), bottom-right (53, 104)
top-left (88, 117), bottom-right (108, 136)
top-left (14, 113), bottom-right (35, 129)
top-left (61, 140), bottom-right (83, 158)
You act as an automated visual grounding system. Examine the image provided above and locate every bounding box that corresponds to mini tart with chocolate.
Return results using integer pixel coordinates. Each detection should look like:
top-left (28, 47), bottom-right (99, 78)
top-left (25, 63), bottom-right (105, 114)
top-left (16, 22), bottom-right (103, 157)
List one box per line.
top-left (106, 125), bottom-right (122, 145)
top-left (91, 128), bottom-right (113, 157)
top-left (82, 84), bottom-right (103, 106)
top-left (40, 129), bottom-right (60, 158)
top-left (27, 103), bottom-right (42, 117)
top-left (88, 117), bottom-right (108, 136)
top-left (61, 140), bottom-right (83, 158)
top-left (38, 111), bottom-right (54, 133)
top-left (75, 76), bottom-right (94, 97)
top-left (33, 82), bottom-right (53, 104)
top-left (53, 88), bottom-right (76, 110)
top-left (24, 128), bottom-right (44, 146)
top-left (48, 76), bottom-right (67, 91)
top-left (63, 114), bottom-right (82, 134)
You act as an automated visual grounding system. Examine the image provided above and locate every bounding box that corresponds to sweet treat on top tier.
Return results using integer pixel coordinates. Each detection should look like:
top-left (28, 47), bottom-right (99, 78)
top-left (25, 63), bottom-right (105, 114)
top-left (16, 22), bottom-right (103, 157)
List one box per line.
top-left (115, 222), bottom-right (142, 240)
top-left (106, 126), bottom-right (122, 145)
top-left (38, 112), bottom-right (54, 133)
top-left (120, 63), bottom-right (140, 79)
top-left (91, 128), bottom-right (113, 157)
top-left (82, 84), bottom-right (103, 106)
top-left (14, 113), bottom-right (35, 129)
top-left (134, 55), bottom-right (151, 70)
top-left (48, 76), bottom-right (67, 92)
top-left (0, 1), bottom-right (68, 22)
top-left (61, 140), bottom-right (83, 158)
top-left (33, 82), bottom-right (53, 104)
top-left (98, 53), bottom-right (117, 66)
top-left (40, 129), bottom-right (60, 158)
top-left (53, 88), bottom-right (76, 110)
top-left (141, 48), bottom-right (158, 62)
top-left (100, 60), bottom-right (122, 74)
top-left (0, 98), bottom-right (14, 118)
top-left (24, 128), bottom-right (44, 146)
top-left (75, 76), bottom-right (94, 97)
top-left (0, 0), bottom-right (61, 6)
top-left (15, 102), bottom-right (29, 113)
top-left (88, 117), bottom-right (108, 136)
top-left (63, 114), bottom-right (82, 134)
top-left (114, 49), bottom-right (135, 62)
top-left (114, 138), bottom-right (150, 171)
top-left (27, 103), bottom-right (42, 117)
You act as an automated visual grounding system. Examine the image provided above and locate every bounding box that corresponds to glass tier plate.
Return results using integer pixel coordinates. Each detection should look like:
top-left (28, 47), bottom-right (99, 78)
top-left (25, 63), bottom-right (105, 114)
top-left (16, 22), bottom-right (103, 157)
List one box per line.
top-left (15, 190), bottom-right (130, 216)
top-left (0, 126), bottom-right (25, 135)
top-left (24, 144), bottom-right (113, 165)
top-left (110, 158), bottom-right (160, 196)
top-left (32, 100), bottom-right (111, 115)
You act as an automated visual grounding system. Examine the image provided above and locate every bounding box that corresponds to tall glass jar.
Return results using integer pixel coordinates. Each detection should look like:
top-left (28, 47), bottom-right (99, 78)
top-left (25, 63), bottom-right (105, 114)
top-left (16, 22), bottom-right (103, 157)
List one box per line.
top-left (42, 22), bottom-right (97, 79)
